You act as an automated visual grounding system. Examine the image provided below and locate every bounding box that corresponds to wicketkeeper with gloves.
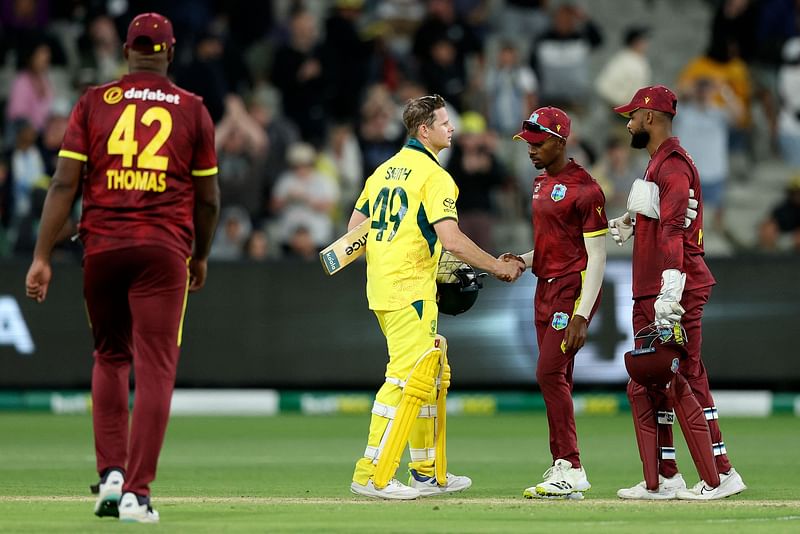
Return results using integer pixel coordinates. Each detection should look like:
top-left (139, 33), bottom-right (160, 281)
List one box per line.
top-left (610, 85), bottom-right (746, 500)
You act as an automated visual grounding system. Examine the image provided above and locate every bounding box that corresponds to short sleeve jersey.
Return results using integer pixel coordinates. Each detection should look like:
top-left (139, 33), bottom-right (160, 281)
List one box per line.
top-left (531, 160), bottom-right (608, 279)
top-left (60, 71), bottom-right (217, 258)
top-left (632, 137), bottom-right (715, 298)
top-left (355, 139), bottom-right (459, 311)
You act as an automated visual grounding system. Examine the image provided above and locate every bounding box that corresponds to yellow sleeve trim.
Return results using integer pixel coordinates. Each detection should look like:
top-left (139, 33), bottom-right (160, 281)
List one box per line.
top-left (58, 149), bottom-right (88, 162)
top-left (583, 228), bottom-right (609, 238)
top-left (192, 166), bottom-right (218, 177)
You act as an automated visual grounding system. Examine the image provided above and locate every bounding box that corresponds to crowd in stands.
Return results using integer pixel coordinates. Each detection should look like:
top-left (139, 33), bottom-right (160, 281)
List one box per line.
top-left (2, 0), bottom-right (800, 262)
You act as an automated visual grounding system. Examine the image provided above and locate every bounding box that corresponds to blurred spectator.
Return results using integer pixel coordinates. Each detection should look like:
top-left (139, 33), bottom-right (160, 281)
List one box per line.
top-left (0, 158), bottom-right (9, 256)
top-left (357, 83), bottom-right (405, 175)
top-left (677, 38), bottom-right (752, 152)
top-left (243, 227), bottom-right (272, 261)
top-left (210, 205), bottom-right (252, 260)
top-left (283, 224), bottom-right (318, 261)
top-left (759, 174), bottom-right (800, 252)
top-left (674, 77), bottom-right (743, 233)
top-left (175, 29), bottom-right (229, 123)
top-left (270, 142), bottom-right (339, 252)
top-left (5, 40), bottom-right (55, 140)
top-left (215, 95), bottom-right (268, 220)
top-left (709, 0), bottom-right (800, 156)
top-left (317, 120), bottom-right (364, 228)
top-left (39, 101), bottom-right (70, 176)
top-left (564, 117), bottom-right (596, 168)
top-left (418, 36), bottom-right (468, 110)
top-left (411, 0), bottom-right (483, 78)
top-left (0, 0), bottom-right (50, 49)
top-left (445, 111), bottom-right (508, 253)
top-left (482, 40), bottom-right (538, 183)
top-left (776, 37), bottom-right (800, 167)
top-left (530, 3), bottom-right (603, 112)
top-left (6, 120), bottom-right (47, 252)
top-left (484, 40), bottom-right (538, 137)
top-left (595, 26), bottom-right (651, 108)
top-left (76, 14), bottom-right (124, 85)
top-left (270, 9), bottom-right (328, 146)
top-left (246, 84), bottom-right (301, 218)
top-left (495, 0), bottom-right (550, 58)
top-left (590, 136), bottom-right (643, 216)
top-left (323, 0), bottom-right (374, 122)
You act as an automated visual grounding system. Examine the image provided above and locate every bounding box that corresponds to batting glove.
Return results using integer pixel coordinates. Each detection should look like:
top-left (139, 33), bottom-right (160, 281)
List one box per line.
top-left (608, 214), bottom-right (634, 246)
top-left (654, 269), bottom-right (686, 326)
top-left (684, 188), bottom-right (698, 228)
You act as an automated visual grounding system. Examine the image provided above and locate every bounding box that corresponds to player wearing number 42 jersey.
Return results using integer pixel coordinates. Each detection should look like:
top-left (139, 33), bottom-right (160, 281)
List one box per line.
top-left (347, 94), bottom-right (523, 500)
top-left (25, 12), bottom-right (220, 523)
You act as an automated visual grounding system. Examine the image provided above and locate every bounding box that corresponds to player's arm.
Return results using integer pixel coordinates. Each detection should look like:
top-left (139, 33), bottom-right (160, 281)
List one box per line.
top-left (563, 235), bottom-right (606, 352)
top-left (654, 160), bottom-right (691, 325)
top-left (433, 219), bottom-right (523, 282)
top-left (348, 186), bottom-right (370, 232)
top-left (189, 173), bottom-right (220, 292)
top-left (25, 157), bottom-right (83, 302)
top-left (348, 209), bottom-right (368, 232)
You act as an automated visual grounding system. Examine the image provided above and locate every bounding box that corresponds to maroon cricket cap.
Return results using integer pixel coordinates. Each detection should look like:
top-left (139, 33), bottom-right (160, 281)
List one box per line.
top-left (513, 106), bottom-right (571, 144)
top-left (614, 85), bottom-right (678, 117)
top-left (126, 13), bottom-right (175, 54)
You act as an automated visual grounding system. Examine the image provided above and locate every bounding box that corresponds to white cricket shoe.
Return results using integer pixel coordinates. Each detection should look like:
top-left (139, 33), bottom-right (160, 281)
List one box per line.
top-left (617, 473), bottom-right (686, 500)
top-left (676, 468), bottom-right (747, 500)
top-left (408, 469), bottom-right (472, 496)
top-left (350, 478), bottom-right (420, 500)
top-left (523, 459), bottom-right (591, 499)
top-left (93, 469), bottom-right (124, 517)
top-left (118, 492), bottom-right (160, 523)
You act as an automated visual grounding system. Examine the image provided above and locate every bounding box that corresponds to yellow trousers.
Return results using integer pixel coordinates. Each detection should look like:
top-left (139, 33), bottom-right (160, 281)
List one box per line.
top-left (353, 301), bottom-right (439, 485)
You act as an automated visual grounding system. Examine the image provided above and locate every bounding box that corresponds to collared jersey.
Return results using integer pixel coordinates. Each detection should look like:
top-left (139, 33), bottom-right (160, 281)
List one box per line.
top-left (632, 137), bottom-right (715, 298)
top-left (355, 139), bottom-right (459, 310)
top-left (60, 71), bottom-right (217, 258)
top-left (531, 159), bottom-right (608, 279)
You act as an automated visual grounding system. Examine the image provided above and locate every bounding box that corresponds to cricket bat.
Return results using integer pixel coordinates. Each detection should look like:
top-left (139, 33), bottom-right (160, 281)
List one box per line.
top-left (319, 218), bottom-right (370, 275)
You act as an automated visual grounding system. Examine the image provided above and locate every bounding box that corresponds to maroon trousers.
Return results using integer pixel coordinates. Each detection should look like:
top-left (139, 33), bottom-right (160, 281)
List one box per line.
top-left (83, 246), bottom-right (189, 497)
top-left (534, 272), bottom-right (600, 468)
top-left (633, 287), bottom-right (732, 476)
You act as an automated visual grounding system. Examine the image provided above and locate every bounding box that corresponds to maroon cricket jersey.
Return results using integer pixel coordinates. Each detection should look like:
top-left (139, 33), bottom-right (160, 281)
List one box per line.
top-left (531, 160), bottom-right (608, 279)
top-left (631, 137), bottom-right (715, 298)
top-left (60, 71), bottom-right (217, 258)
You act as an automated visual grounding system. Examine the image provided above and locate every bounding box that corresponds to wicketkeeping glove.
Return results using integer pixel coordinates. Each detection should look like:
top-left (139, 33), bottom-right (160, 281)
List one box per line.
top-left (609, 214), bottom-right (634, 246)
top-left (684, 188), bottom-right (698, 228)
top-left (654, 269), bottom-right (686, 325)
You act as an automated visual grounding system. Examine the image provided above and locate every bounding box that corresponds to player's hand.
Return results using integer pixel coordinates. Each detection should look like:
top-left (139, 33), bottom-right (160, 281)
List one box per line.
top-left (25, 258), bottom-right (52, 303)
top-left (494, 255), bottom-right (524, 282)
top-left (562, 314), bottom-right (588, 353)
top-left (188, 257), bottom-right (208, 292)
top-left (499, 252), bottom-right (525, 265)
top-left (654, 269), bottom-right (686, 326)
top-left (608, 213), bottom-right (633, 246)
top-left (684, 188), bottom-right (698, 228)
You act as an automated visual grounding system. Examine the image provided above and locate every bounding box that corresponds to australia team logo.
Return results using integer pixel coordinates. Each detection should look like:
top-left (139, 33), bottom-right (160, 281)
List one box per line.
top-left (551, 312), bottom-right (569, 331)
top-left (103, 86), bottom-right (123, 105)
top-left (551, 184), bottom-right (567, 202)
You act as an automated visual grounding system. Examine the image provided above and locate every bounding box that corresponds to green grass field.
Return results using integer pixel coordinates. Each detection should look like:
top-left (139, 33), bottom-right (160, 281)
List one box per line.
top-left (1, 412), bottom-right (798, 532)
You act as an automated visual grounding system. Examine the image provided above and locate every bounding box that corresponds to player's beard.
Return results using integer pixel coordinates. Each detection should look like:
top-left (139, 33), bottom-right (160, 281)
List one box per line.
top-left (630, 130), bottom-right (650, 149)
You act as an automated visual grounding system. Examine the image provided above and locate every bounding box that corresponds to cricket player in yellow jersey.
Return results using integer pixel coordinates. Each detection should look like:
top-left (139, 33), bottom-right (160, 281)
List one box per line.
top-left (348, 94), bottom-right (525, 500)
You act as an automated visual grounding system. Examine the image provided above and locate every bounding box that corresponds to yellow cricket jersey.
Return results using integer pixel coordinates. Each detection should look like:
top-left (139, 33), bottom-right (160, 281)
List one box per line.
top-left (355, 138), bottom-right (459, 310)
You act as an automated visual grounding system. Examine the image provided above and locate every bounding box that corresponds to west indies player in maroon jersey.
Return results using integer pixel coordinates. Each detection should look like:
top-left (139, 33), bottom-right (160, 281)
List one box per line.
top-left (506, 107), bottom-right (608, 499)
top-left (611, 85), bottom-right (746, 500)
top-left (25, 13), bottom-right (220, 522)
